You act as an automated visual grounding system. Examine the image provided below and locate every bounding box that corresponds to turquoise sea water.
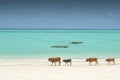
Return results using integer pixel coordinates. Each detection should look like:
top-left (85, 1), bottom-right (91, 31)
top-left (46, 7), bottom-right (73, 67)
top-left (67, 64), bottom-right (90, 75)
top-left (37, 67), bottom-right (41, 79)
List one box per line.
top-left (0, 30), bottom-right (120, 58)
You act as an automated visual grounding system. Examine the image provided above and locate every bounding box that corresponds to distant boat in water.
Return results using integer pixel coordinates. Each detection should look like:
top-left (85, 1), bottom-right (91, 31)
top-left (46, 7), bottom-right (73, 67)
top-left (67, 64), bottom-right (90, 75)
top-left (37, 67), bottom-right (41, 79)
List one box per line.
top-left (70, 42), bottom-right (83, 44)
top-left (50, 45), bottom-right (69, 48)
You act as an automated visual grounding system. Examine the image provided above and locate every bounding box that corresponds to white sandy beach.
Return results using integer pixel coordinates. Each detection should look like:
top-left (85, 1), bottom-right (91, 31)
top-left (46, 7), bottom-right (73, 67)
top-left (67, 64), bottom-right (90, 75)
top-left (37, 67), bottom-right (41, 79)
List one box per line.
top-left (0, 58), bottom-right (120, 80)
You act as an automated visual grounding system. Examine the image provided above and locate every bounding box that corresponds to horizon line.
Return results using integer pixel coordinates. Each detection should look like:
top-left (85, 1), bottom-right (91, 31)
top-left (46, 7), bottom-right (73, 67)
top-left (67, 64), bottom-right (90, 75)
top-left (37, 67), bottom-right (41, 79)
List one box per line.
top-left (0, 28), bottom-right (120, 30)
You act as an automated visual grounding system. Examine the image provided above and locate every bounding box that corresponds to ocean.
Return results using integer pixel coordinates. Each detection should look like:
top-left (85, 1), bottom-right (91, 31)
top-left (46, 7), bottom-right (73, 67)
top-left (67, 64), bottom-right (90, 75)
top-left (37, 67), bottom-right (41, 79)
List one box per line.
top-left (0, 29), bottom-right (120, 59)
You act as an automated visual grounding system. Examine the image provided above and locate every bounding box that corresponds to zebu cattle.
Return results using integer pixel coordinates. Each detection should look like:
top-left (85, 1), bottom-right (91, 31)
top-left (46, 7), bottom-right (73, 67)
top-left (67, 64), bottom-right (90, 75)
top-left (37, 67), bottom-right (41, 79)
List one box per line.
top-left (48, 57), bottom-right (61, 66)
top-left (86, 58), bottom-right (98, 66)
top-left (63, 59), bottom-right (72, 66)
top-left (106, 58), bottom-right (115, 65)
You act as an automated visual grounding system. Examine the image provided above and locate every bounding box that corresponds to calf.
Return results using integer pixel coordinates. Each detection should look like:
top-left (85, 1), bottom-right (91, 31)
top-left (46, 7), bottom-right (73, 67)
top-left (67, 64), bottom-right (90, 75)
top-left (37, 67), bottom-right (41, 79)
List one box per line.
top-left (63, 59), bottom-right (72, 66)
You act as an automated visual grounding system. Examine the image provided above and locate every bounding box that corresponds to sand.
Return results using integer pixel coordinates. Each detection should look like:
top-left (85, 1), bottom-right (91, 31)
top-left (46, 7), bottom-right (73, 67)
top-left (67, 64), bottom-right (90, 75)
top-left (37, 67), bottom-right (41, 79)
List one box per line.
top-left (0, 58), bottom-right (120, 80)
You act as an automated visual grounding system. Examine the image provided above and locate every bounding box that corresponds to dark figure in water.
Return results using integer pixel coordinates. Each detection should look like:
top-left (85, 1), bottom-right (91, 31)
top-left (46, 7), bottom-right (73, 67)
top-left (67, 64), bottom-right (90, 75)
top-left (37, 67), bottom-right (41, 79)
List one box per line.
top-left (63, 59), bottom-right (72, 66)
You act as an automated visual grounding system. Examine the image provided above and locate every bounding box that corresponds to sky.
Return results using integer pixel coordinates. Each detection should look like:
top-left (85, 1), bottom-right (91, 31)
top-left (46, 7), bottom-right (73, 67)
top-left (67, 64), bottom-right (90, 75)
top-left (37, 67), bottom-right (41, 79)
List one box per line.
top-left (0, 0), bottom-right (120, 29)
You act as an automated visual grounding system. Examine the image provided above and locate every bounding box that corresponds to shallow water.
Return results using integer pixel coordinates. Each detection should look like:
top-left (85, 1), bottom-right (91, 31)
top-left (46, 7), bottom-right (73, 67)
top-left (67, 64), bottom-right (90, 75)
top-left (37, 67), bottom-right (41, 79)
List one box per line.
top-left (0, 29), bottom-right (120, 58)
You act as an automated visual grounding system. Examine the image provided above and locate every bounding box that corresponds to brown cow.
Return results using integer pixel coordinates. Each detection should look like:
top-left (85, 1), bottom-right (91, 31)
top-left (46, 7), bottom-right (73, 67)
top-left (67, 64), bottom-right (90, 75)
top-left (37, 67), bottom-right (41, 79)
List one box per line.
top-left (48, 57), bottom-right (61, 66)
top-left (86, 57), bottom-right (98, 66)
top-left (106, 58), bottom-right (115, 65)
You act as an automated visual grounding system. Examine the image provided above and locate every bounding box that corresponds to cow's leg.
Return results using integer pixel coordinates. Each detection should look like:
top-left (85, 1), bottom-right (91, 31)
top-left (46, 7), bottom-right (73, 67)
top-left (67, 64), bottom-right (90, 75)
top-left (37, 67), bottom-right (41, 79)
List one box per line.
top-left (114, 61), bottom-right (115, 65)
top-left (111, 61), bottom-right (113, 65)
top-left (113, 61), bottom-right (115, 65)
top-left (59, 61), bottom-right (61, 66)
top-left (95, 61), bottom-right (98, 66)
top-left (94, 62), bottom-right (96, 66)
top-left (110, 62), bottom-right (112, 65)
top-left (89, 62), bottom-right (92, 66)
top-left (65, 62), bottom-right (67, 66)
top-left (51, 62), bottom-right (53, 66)
top-left (111, 62), bottom-right (114, 65)
top-left (70, 62), bottom-right (72, 66)
top-left (65, 62), bottom-right (66, 66)
top-left (110, 62), bottom-right (113, 65)
top-left (96, 60), bottom-right (99, 65)
top-left (107, 62), bottom-right (108, 65)
top-left (89, 62), bottom-right (90, 66)
top-left (109, 62), bottom-right (111, 65)
top-left (91, 62), bottom-right (93, 66)
top-left (54, 62), bottom-right (56, 66)
top-left (112, 61), bottom-right (114, 65)
top-left (67, 63), bottom-right (69, 66)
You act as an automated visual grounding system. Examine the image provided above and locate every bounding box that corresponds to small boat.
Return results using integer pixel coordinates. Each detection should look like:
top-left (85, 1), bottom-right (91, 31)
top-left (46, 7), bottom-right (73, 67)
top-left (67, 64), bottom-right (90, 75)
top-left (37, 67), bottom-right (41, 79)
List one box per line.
top-left (70, 42), bottom-right (83, 44)
top-left (50, 45), bottom-right (69, 48)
